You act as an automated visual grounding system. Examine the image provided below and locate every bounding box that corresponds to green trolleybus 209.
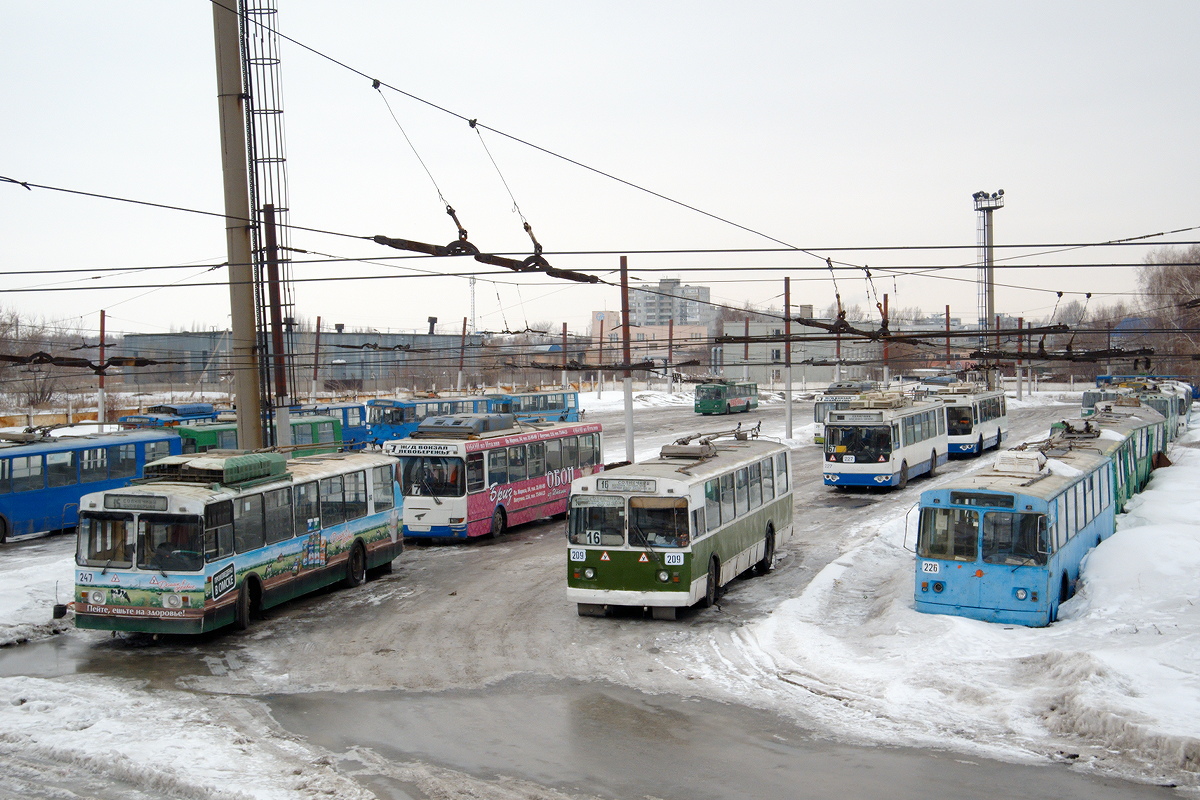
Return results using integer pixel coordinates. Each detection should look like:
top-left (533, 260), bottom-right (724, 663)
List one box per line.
top-left (567, 423), bottom-right (793, 620)
top-left (694, 380), bottom-right (758, 415)
top-left (73, 450), bottom-right (403, 635)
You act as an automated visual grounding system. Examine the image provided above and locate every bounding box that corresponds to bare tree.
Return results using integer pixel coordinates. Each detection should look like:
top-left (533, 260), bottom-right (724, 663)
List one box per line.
top-left (1137, 245), bottom-right (1200, 374)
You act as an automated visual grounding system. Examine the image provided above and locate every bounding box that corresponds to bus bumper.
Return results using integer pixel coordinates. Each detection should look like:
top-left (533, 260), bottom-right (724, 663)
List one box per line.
top-left (403, 523), bottom-right (469, 539)
top-left (823, 472), bottom-right (898, 487)
top-left (913, 599), bottom-right (1050, 627)
top-left (567, 587), bottom-right (692, 608)
top-left (949, 442), bottom-right (977, 454)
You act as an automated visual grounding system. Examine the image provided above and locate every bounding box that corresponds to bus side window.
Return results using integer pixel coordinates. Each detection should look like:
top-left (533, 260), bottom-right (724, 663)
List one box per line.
top-left (294, 424), bottom-right (315, 446)
top-left (705, 479), bottom-right (721, 530)
top-left (748, 462), bottom-right (762, 509)
top-left (205, 500), bottom-right (234, 560)
top-left (466, 454), bottom-right (485, 493)
top-left (264, 487), bottom-right (292, 545)
top-left (317, 422), bottom-right (336, 443)
top-left (233, 494), bottom-right (265, 553)
top-left (580, 434), bottom-right (598, 468)
top-left (508, 447), bottom-right (527, 483)
top-left (528, 442), bottom-right (546, 477)
top-left (545, 440), bottom-right (563, 472)
top-left (320, 475), bottom-right (346, 528)
top-left (345, 471), bottom-right (368, 520)
top-left (562, 437), bottom-right (579, 470)
top-left (719, 474), bottom-right (735, 522)
top-left (372, 465), bottom-right (395, 512)
top-left (775, 452), bottom-right (789, 493)
top-left (761, 458), bottom-right (774, 501)
top-left (734, 468), bottom-right (749, 516)
top-left (488, 449), bottom-right (508, 486)
top-left (81, 447), bottom-right (108, 483)
top-left (218, 430), bottom-right (238, 450)
top-left (692, 508), bottom-right (706, 538)
top-left (294, 482), bottom-right (319, 537)
top-left (0, 457), bottom-right (9, 494)
top-left (12, 456), bottom-right (45, 493)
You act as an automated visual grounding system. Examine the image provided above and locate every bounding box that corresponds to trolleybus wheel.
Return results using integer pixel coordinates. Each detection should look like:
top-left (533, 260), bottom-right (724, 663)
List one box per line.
top-left (233, 580), bottom-right (256, 631)
top-left (896, 461), bottom-right (908, 490)
top-left (344, 541), bottom-right (367, 588)
top-left (928, 450), bottom-right (938, 478)
top-left (702, 557), bottom-right (720, 608)
top-left (755, 526), bottom-right (776, 576)
top-left (651, 606), bottom-right (676, 620)
top-left (0, 518), bottom-right (7, 545)
top-left (490, 507), bottom-right (507, 538)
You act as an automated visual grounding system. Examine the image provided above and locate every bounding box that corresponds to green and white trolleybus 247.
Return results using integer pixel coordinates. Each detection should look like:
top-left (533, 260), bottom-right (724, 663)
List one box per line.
top-left (73, 450), bottom-right (403, 634)
top-left (567, 424), bottom-right (793, 620)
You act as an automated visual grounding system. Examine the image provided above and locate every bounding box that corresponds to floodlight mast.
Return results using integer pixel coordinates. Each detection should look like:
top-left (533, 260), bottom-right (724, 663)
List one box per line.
top-left (973, 190), bottom-right (1005, 389)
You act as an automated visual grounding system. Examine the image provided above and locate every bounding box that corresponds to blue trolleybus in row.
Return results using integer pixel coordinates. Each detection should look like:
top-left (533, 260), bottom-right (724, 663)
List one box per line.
top-left (0, 428), bottom-right (181, 543)
top-left (913, 399), bottom-right (1167, 626)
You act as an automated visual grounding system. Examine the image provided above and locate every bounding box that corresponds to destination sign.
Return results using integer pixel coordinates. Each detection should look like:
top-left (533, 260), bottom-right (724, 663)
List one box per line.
top-left (389, 443), bottom-right (458, 456)
top-left (104, 494), bottom-right (168, 512)
top-left (596, 478), bottom-right (656, 493)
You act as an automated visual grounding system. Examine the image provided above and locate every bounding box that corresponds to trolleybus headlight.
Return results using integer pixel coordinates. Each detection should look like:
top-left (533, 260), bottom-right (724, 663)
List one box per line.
top-left (163, 594), bottom-right (183, 609)
top-left (657, 570), bottom-right (670, 583)
top-left (583, 568), bottom-right (595, 579)
top-left (1014, 588), bottom-right (1029, 601)
top-left (932, 582), bottom-right (945, 593)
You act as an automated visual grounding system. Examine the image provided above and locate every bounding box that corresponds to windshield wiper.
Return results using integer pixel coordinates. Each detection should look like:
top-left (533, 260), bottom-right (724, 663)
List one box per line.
top-left (628, 521), bottom-right (665, 567)
top-left (419, 478), bottom-right (443, 505)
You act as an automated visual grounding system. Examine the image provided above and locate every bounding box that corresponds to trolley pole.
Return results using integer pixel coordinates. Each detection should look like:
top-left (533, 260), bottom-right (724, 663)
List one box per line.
top-left (620, 256), bottom-right (634, 463)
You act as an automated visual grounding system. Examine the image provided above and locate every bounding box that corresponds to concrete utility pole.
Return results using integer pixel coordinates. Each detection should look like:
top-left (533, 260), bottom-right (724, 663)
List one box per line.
top-left (97, 310), bottom-right (107, 425)
top-left (784, 277), bottom-right (792, 439)
top-left (620, 257), bottom-right (634, 463)
top-left (213, 1), bottom-right (264, 449)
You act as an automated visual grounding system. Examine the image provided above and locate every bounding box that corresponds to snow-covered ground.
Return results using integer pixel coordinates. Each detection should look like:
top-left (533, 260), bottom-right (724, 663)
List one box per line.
top-left (3, 388), bottom-right (1199, 797)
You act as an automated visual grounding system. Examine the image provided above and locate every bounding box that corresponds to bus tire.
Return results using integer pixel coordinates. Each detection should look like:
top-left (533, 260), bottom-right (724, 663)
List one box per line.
top-left (490, 507), bottom-right (507, 538)
top-left (233, 579), bottom-right (257, 631)
top-left (702, 557), bottom-right (720, 608)
top-left (344, 541), bottom-right (367, 588)
top-left (897, 461), bottom-right (908, 490)
top-left (755, 526), bottom-right (776, 576)
top-left (928, 450), bottom-right (938, 478)
top-left (0, 517), bottom-right (7, 544)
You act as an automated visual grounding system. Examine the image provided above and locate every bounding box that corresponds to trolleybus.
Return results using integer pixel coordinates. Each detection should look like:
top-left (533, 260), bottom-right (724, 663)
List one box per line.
top-left (823, 392), bottom-right (946, 488)
top-left (73, 449), bottom-right (402, 634)
top-left (176, 415), bottom-right (342, 456)
top-left (0, 428), bottom-right (181, 543)
top-left (567, 425), bottom-right (792, 619)
top-left (485, 389), bottom-right (580, 423)
top-left (118, 403), bottom-right (220, 429)
top-left (294, 401), bottom-right (369, 449)
top-left (366, 396), bottom-right (488, 445)
top-left (385, 414), bottom-right (603, 539)
top-left (937, 383), bottom-right (1007, 456)
top-left (912, 400), bottom-right (1167, 626)
top-left (694, 381), bottom-right (758, 415)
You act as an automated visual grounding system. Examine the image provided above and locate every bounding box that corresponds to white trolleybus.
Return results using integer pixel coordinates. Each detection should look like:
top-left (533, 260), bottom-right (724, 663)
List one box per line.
top-left (567, 424), bottom-right (793, 619)
top-left (385, 413), bottom-right (604, 540)
top-left (935, 382), bottom-right (1007, 456)
top-left (823, 391), bottom-right (947, 489)
top-left (73, 450), bottom-right (403, 635)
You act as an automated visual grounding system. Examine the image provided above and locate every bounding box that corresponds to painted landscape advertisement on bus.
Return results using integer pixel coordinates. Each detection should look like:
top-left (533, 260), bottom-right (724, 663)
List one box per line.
top-left (74, 511), bottom-right (399, 621)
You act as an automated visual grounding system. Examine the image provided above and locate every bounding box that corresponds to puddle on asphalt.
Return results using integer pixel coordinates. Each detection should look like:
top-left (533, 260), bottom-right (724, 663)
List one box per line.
top-left (264, 675), bottom-right (1177, 800)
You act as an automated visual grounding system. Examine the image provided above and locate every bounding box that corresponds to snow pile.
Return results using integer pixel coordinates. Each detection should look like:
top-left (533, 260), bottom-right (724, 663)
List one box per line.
top-left (0, 675), bottom-right (374, 800)
top-left (739, 441), bottom-right (1200, 786)
top-left (0, 544), bottom-right (76, 646)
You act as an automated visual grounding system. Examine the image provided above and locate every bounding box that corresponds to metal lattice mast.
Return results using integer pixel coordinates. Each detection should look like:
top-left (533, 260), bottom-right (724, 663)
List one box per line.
top-left (240, 0), bottom-right (295, 422)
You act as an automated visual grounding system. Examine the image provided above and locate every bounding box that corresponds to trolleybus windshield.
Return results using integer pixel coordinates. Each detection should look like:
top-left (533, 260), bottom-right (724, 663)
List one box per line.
top-left (947, 410), bottom-right (974, 437)
top-left (398, 456), bottom-right (464, 498)
top-left (137, 515), bottom-right (204, 572)
top-left (825, 425), bottom-right (892, 461)
top-left (981, 511), bottom-right (1048, 565)
top-left (917, 507), bottom-right (978, 561)
top-left (568, 495), bottom-right (624, 545)
top-left (695, 386), bottom-right (725, 401)
top-left (629, 497), bottom-right (690, 548)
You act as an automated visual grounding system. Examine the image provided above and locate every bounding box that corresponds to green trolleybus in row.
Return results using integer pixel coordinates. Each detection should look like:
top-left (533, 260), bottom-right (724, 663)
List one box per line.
top-left (567, 424), bottom-right (793, 619)
top-left (694, 380), bottom-right (758, 415)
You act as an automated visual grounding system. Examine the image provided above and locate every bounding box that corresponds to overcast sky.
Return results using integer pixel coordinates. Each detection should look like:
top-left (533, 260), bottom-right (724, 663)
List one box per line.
top-left (4, 1), bottom-right (1199, 341)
